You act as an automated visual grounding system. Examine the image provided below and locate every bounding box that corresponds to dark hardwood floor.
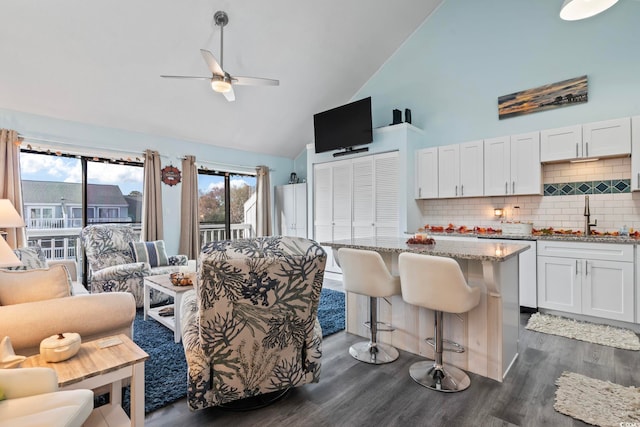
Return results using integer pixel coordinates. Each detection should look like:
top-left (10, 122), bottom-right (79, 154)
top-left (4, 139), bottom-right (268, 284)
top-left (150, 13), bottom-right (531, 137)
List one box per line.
top-left (145, 313), bottom-right (640, 427)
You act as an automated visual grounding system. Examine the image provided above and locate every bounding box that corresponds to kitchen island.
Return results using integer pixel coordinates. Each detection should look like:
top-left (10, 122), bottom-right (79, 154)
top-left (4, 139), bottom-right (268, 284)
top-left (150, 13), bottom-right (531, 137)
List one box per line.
top-left (322, 237), bottom-right (529, 382)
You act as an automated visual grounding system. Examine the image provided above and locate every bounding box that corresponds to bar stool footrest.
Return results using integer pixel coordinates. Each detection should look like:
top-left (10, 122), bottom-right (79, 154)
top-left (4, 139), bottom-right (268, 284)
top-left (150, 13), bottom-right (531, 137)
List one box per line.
top-left (363, 321), bottom-right (395, 333)
top-left (425, 337), bottom-right (466, 353)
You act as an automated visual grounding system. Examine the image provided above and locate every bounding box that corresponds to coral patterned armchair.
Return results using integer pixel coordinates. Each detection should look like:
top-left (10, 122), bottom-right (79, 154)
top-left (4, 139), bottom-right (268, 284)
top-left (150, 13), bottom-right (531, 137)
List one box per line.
top-left (80, 224), bottom-right (188, 307)
top-left (180, 236), bottom-right (326, 410)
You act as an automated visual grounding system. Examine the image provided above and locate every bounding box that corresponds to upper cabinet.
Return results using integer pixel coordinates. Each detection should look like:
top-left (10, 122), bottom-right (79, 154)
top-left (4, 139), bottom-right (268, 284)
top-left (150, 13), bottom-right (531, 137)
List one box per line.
top-left (632, 116), bottom-right (640, 191)
top-left (437, 140), bottom-right (483, 198)
top-left (540, 117), bottom-right (630, 163)
top-left (484, 132), bottom-right (542, 196)
top-left (415, 147), bottom-right (438, 199)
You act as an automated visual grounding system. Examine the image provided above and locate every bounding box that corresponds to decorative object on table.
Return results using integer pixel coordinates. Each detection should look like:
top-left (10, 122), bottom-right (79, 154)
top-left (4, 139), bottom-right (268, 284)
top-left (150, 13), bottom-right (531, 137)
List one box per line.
top-left (39, 333), bottom-right (82, 362)
top-left (526, 312), bottom-right (640, 350)
top-left (160, 165), bottom-right (182, 186)
top-left (0, 336), bottom-right (26, 368)
top-left (404, 108), bottom-right (412, 124)
top-left (391, 109), bottom-right (402, 125)
top-left (406, 230), bottom-right (436, 245)
top-left (554, 371), bottom-right (640, 426)
top-left (169, 272), bottom-right (193, 286)
top-left (498, 75), bottom-right (588, 120)
top-left (560, 0), bottom-right (619, 21)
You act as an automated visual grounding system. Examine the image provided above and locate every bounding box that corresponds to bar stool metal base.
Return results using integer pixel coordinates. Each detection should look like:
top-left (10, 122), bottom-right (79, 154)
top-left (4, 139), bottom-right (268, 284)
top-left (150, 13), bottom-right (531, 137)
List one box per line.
top-left (409, 360), bottom-right (471, 392)
top-left (349, 341), bottom-right (399, 364)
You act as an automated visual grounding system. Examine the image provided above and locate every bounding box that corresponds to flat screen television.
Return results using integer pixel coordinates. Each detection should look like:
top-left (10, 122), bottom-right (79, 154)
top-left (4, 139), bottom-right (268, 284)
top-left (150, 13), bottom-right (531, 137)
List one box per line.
top-left (313, 97), bottom-right (372, 155)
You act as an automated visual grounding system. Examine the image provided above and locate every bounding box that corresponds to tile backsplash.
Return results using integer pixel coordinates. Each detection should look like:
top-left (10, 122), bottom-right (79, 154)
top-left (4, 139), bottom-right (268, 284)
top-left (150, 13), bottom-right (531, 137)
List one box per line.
top-left (419, 157), bottom-right (640, 232)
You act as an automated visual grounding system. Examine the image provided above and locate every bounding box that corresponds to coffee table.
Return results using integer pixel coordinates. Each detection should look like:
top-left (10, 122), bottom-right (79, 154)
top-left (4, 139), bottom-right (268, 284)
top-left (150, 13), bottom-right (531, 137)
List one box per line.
top-left (23, 333), bottom-right (148, 427)
top-left (143, 274), bottom-right (194, 343)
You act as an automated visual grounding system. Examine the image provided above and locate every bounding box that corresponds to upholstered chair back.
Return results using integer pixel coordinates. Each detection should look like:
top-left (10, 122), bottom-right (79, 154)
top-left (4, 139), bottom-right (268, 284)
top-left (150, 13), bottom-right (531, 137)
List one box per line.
top-left (80, 224), bottom-right (137, 271)
top-left (191, 236), bottom-right (326, 407)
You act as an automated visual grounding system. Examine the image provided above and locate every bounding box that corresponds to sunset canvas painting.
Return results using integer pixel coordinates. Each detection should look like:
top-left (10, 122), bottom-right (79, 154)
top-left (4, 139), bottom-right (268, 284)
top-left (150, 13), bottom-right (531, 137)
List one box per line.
top-left (498, 75), bottom-right (588, 120)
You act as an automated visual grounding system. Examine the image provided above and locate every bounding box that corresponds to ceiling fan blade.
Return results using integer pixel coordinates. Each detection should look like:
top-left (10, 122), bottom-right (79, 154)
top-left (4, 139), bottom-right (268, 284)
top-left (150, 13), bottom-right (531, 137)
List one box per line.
top-left (160, 75), bottom-right (212, 80)
top-left (232, 76), bottom-right (279, 86)
top-left (200, 49), bottom-right (225, 76)
top-left (222, 86), bottom-right (236, 102)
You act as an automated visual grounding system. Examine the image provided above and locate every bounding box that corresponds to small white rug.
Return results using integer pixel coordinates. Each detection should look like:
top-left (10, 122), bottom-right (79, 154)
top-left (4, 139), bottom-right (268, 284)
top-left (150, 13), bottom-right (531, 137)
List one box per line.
top-left (526, 312), bottom-right (640, 351)
top-left (555, 372), bottom-right (640, 427)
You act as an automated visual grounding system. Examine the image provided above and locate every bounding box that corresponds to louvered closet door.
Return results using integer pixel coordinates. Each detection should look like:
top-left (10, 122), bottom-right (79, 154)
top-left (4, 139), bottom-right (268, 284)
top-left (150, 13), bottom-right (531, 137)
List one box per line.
top-left (313, 163), bottom-right (333, 243)
top-left (331, 159), bottom-right (353, 242)
top-left (351, 156), bottom-right (374, 238)
top-left (374, 151), bottom-right (399, 237)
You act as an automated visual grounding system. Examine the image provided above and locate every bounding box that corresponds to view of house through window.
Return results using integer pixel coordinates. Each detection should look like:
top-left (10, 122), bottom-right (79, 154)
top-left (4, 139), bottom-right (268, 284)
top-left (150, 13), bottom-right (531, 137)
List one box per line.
top-left (198, 171), bottom-right (257, 243)
top-left (19, 150), bottom-right (143, 261)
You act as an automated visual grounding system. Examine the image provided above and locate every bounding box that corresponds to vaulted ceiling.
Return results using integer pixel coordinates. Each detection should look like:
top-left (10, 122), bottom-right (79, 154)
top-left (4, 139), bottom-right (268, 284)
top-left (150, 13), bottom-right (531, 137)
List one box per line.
top-left (0, 0), bottom-right (442, 158)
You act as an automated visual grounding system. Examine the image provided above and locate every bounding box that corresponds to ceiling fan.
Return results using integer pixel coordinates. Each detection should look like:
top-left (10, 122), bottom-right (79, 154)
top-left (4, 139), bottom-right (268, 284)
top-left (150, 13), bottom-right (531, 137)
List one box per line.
top-left (161, 11), bottom-right (279, 102)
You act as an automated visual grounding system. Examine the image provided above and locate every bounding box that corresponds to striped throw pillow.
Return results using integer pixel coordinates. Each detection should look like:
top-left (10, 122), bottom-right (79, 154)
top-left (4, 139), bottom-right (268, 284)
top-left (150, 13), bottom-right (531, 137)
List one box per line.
top-left (129, 241), bottom-right (169, 267)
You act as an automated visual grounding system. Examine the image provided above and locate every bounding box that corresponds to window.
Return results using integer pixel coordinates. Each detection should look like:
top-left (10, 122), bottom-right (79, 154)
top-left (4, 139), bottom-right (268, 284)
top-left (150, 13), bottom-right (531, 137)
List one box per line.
top-left (198, 170), bottom-right (256, 243)
top-left (19, 150), bottom-right (143, 262)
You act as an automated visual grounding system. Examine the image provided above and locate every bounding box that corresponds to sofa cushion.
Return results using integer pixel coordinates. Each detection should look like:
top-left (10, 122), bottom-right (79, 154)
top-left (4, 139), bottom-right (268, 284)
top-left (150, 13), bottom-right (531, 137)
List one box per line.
top-left (6, 246), bottom-right (47, 271)
top-left (129, 241), bottom-right (169, 267)
top-left (0, 264), bottom-right (71, 305)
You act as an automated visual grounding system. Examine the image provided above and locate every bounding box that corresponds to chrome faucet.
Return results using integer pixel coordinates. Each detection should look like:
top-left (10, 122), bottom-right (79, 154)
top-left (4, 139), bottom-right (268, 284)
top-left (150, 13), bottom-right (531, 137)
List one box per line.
top-left (584, 195), bottom-right (597, 236)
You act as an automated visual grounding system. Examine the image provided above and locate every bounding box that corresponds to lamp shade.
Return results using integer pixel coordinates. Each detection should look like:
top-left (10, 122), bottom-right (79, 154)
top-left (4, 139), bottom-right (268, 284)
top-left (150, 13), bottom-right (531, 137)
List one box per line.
top-left (0, 237), bottom-right (21, 268)
top-left (0, 199), bottom-right (25, 228)
top-left (560, 0), bottom-right (619, 21)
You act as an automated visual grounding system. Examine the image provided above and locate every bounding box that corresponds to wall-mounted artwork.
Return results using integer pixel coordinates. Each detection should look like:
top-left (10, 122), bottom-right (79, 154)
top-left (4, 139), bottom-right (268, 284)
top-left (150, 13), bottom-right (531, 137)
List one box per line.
top-left (498, 75), bottom-right (588, 120)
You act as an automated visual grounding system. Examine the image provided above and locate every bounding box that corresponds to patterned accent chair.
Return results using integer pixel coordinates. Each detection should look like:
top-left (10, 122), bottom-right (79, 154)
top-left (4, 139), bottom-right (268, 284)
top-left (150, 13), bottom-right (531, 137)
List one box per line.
top-left (80, 224), bottom-right (188, 307)
top-left (180, 236), bottom-right (326, 410)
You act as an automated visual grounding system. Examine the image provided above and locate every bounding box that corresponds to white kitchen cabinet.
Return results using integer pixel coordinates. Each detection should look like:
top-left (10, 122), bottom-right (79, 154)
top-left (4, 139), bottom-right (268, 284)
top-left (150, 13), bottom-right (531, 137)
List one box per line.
top-left (540, 117), bottom-right (630, 162)
top-left (484, 132), bottom-right (542, 196)
top-left (537, 241), bottom-right (634, 322)
top-left (415, 147), bottom-right (438, 199)
top-left (631, 115), bottom-right (640, 191)
top-left (275, 183), bottom-right (307, 238)
top-left (437, 140), bottom-right (483, 198)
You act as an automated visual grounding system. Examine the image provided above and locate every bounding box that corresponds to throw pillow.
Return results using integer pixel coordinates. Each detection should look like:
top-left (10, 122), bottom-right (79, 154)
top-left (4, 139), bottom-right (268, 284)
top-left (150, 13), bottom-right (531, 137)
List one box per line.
top-left (6, 246), bottom-right (47, 271)
top-left (129, 240), bottom-right (169, 267)
top-left (0, 264), bottom-right (71, 305)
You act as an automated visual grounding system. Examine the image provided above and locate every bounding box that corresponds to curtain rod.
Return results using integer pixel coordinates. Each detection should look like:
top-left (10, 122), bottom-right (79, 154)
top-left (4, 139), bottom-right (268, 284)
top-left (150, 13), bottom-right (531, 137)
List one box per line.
top-left (188, 157), bottom-right (274, 173)
top-left (18, 134), bottom-right (167, 159)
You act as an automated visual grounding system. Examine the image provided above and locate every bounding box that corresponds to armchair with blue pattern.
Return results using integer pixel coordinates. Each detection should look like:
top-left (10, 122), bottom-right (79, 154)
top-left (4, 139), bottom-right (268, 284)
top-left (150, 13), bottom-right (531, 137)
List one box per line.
top-left (80, 224), bottom-right (189, 307)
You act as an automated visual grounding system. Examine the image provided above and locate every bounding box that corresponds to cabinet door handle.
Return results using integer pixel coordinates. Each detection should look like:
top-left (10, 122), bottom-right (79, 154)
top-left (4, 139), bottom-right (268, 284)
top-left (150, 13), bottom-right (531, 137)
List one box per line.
top-left (505, 182), bottom-right (508, 194)
top-left (576, 143), bottom-right (579, 157)
top-left (419, 187), bottom-right (422, 197)
top-left (512, 181), bottom-right (515, 194)
top-left (585, 260), bottom-right (589, 276)
top-left (461, 184), bottom-right (464, 196)
top-left (455, 185), bottom-right (458, 196)
top-left (585, 142), bottom-right (589, 157)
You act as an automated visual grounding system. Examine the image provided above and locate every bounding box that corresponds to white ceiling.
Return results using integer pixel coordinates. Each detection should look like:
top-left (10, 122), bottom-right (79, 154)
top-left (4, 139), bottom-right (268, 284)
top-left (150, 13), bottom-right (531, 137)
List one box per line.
top-left (0, 1), bottom-right (442, 159)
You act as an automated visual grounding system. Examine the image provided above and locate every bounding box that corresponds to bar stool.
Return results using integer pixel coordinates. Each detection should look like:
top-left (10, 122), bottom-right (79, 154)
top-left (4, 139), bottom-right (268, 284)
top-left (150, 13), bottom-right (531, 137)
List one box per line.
top-left (398, 252), bottom-right (481, 392)
top-left (337, 248), bottom-right (401, 364)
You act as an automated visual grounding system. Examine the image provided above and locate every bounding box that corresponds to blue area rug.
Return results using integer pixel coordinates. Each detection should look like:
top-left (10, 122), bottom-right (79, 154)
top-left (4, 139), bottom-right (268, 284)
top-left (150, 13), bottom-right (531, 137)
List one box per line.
top-left (122, 287), bottom-right (345, 414)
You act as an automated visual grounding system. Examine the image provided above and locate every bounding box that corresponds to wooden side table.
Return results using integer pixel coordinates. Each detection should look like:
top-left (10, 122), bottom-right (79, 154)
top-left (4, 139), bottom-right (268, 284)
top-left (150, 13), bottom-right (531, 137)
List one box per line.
top-left (143, 274), bottom-right (194, 343)
top-left (23, 334), bottom-right (148, 427)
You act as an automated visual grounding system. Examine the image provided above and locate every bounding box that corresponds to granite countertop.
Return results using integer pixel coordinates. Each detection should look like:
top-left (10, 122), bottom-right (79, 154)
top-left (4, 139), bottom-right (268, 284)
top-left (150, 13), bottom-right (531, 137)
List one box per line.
top-left (321, 237), bottom-right (529, 262)
top-left (424, 231), bottom-right (639, 244)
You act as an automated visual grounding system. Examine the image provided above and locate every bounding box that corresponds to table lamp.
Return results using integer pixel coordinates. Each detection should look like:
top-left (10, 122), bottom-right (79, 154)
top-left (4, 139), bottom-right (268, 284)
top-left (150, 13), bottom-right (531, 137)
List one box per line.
top-left (0, 199), bottom-right (26, 267)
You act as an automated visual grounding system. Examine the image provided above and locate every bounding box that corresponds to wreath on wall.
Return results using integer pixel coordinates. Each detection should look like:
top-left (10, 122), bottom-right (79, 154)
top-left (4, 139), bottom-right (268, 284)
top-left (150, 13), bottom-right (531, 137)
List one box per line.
top-left (161, 165), bottom-right (182, 186)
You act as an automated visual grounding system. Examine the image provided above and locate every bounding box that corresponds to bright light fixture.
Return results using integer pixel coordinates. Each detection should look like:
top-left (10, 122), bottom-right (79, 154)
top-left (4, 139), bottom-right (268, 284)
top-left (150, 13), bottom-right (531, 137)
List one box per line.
top-left (211, 79), bottom-right (232, 93)
top-left (570, 157), bottom-right (600, 163)
top-left (560, 0), bottom-right (619, 21)
top-left (494, 208), bottom-right (504, 218)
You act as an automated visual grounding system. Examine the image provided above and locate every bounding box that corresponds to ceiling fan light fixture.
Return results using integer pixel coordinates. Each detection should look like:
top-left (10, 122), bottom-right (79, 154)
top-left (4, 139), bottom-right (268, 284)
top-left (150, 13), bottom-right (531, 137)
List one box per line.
top-left (560, 0), bottom-right (619, 21)
top-left (211, 79), bottom-right (232, 93)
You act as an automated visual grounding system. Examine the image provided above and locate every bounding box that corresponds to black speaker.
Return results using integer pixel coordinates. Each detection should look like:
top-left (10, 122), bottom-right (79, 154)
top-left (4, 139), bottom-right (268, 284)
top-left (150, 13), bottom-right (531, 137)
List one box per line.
top-left (391, 109), bottom-right (402, 125)
top-left (405, 108), bottom-right (412, 124)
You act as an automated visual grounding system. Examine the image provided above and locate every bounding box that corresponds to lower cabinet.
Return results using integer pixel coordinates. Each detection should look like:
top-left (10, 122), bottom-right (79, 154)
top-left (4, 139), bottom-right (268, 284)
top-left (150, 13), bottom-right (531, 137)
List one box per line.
top-left (537, 241), bottom-right (634, 323)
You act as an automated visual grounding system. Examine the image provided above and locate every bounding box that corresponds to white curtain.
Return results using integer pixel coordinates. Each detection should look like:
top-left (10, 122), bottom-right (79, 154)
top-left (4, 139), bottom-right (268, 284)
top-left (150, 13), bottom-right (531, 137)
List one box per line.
top-left (255, 165), bottom-right (272, 237)
top-left (0, 129), bottom-right (26, 248)
top-left (179, 155), bottom-right (199, 259)
top-left (142, 149), bottom-right (163, 241)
